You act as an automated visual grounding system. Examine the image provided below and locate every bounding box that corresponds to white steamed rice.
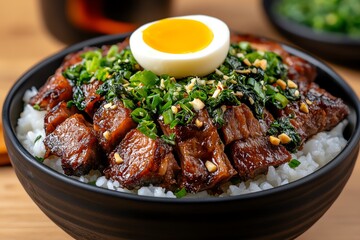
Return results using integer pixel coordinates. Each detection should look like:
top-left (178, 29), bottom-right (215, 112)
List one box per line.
top-left (16, 87), bottom-right (348, 198)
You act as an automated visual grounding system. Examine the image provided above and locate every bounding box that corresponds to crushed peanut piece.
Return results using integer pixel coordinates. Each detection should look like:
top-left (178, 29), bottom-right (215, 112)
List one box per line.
top-left (171, 105), bottom-right (178, 114)
top-left (104, 103), bottom-right (112, 109)
top-left (190, 98), bottom-right (205, 111)
top-left (235, 91), bottom-right (244, 97)
top-left (253, 59), bottom-right (267, 70)
top-left (230, 79), bottom-right (237, 84)
top-left (243, 58), bottom-right (252, 66)
top-left (205, 161), bottom-right (217, 173)
top-left (212, 88), bottom-right (221, 98)
top-left (185, 78), bottom-right (196, 93)
top-left (269, 136), bottom-right (281, 146)
top-left (300, 102), bottom-right (309, 113)
top-left (215, 69), bottom-right (224, 76)
top-left (235, 69), bottom-right (251, 74)
top-left (276, 79), bottom-right (287, 90)
top-left (287, 79), bottom-right (298, 89)
top-left (110, 104), bottom-right (117, 110)
top-left (195, 119), bottom-right (203, 128)
top-left (221, 105), bottom-right (227, 113)
top-left (160, 78), bottom-right (165, 89)
top-left (206, 80), bottom-right (215, 85)
top-left (306, 99), bottom-right (313, 105)
top-left (237, 53), bottom-right (245, 58)
top-left (294, 90), bottom-right (300, 97)
top-left (114, 153), bottom-right (124, 164)
top-left (249, 97), bottom-right (255, 105)
top-left (103, 131), bottom-right (111, 140)
top-left (278, 133), bottom-right (292, 144)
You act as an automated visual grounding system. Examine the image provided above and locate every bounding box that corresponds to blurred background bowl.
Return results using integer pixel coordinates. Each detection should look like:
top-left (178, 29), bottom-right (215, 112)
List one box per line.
top-left (3, 33), bottom-right (360, 240)
top-left (262, 0), bottom-right (360, 66)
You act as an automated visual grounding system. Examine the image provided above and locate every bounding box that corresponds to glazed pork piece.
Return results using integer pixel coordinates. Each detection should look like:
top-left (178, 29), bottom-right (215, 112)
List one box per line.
top-left (160, 109), bottom-right (237, 193)
top-left (93, 98), bottom-right (137, 154)
top-left (104, 129), bottom-right (180, 190)
top-left (274, 82), bottom-right (349, 143)
top-left (44, 101), bottom-right (78, 135)
top-left (44, 114), bottom-right (103, 176)
top-left (80, 80), bottom-right (104, 117)
top-left (29, 73), bottom-right (73, 111)
top-left (221, 105), bottom-right (291, 180)
top-left (29, 48), bottom-right (95, 111)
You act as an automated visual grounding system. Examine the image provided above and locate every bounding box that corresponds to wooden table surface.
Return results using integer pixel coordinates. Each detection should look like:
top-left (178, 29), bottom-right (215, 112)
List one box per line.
top-left (1, 0), bottom-right (360, 239)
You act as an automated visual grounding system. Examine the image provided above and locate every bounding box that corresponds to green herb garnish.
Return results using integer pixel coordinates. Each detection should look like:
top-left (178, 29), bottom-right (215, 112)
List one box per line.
top-left (62, 42), bottom-right (298, 141)
top-left (267, 117), bottom-right (302, 152)
top-left (34, 135), bottom-right (42, 143)
top-left (34, 156), bottom-right (44, 163)
top-left (174, 187), bottom-right (187, 198)
top-left (288, 159), bottom-right (301, 169)
top-left (161, 133), bottom-right (176, 145)
top-left (33, 104), bottom-right (41, 111)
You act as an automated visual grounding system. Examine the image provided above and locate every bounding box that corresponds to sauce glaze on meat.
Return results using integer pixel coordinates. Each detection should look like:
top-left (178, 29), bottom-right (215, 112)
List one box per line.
top-left (31, 34), bottom-right (349, 195)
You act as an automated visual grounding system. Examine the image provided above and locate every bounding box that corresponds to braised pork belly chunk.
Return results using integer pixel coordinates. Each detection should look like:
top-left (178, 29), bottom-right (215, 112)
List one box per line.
top-left (44, 101), bottom-right (78, 135)
top-left (220, 104), bottom-right (264, 145)
top-left (274, 82), bottom-right (349, 143)
top-left (80, 80), bottom-right (104, 117)
top-left (44, 114), bottom-right (103, 176)
top-left (93, 98), bottom-right (137, 154)
top-left (104, 129), bottom-right (180, 190)
top-left (160, 109), bottom-right (237, 193)
top-left (33, 34), bottom-right (349, 196)
top-left (29, 73), bottom-right (73, 111)
top-left (222, 105), bottom-right (291, 180)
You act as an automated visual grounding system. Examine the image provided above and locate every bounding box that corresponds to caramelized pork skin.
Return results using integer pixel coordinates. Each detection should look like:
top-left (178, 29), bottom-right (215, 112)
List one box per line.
top-left (104, 129), bottom-right (180, 190)
top-left (160, 109), bottom-right (237, 193)
top-left (29, 73), bottom-right (73, 111)
top-left (44, 114), bottom-right (103, 176)
top-left (44, 101), bottom-right (79, 135)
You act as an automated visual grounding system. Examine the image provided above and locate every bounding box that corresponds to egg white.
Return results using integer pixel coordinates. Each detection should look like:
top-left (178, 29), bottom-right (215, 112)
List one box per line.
top-left (129, 15), bottom-right (230, 78)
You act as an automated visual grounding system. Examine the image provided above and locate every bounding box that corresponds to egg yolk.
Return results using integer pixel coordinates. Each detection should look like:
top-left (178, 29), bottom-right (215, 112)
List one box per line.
top-left (142, 18), bottom-right (214, 54)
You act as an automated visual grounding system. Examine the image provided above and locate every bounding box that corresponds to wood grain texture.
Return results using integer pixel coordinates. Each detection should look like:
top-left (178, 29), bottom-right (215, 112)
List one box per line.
top-left (0, 0), bottom-right (359, 239)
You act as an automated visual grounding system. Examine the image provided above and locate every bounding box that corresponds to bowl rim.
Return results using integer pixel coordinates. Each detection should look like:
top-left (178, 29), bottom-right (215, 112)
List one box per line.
top-left (262, 0), bottom-right (360, 46)
top-left (3, 32), bottom-right (360, 203)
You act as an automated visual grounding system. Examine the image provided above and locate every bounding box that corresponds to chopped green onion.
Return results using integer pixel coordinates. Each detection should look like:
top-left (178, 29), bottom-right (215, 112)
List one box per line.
top-left (34, 156), bottom-right (44, 163)
top-left (161, 133), bottom-right (176, 145)
top-left (130, 70), bottom-right (159, 87)
top-left (273, 93), bottom-right (289, 109)
top-left (174, 187), bottom-right (187, 198)
top-left (34, 135), bottom-right (42, 143)
top-left (137, 120), bottom-right (158, 139)
top-left (33, 104), bottom-right (41, 111)
top-left (288, 159), bottom-right (301, 169)
top-left (131, 108), bottom-right (151, 123)
top-left (162, 109), bottom-right (174, 125)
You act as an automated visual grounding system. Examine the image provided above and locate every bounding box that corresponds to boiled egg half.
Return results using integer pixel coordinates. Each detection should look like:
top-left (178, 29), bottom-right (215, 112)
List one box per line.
top-left (129, 15), bottom-right (230, 78)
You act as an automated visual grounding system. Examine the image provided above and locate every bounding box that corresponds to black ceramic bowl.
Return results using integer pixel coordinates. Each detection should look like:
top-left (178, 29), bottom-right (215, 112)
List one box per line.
top-left (3, 33), bottom-right (360, 240)
top-left (262, 0), bottom-right (360, 66)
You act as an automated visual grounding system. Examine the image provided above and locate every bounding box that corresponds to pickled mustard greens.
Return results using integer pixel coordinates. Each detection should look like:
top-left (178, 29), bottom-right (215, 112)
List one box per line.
top-left (63, 42), bottom-right (300, 150)
top-left (277, 0), bottom-right (360, 37)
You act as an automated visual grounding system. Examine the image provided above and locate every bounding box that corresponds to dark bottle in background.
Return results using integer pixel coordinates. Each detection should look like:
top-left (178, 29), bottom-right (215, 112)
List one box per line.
top-left (40, 0), bottom-right (171, 44)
